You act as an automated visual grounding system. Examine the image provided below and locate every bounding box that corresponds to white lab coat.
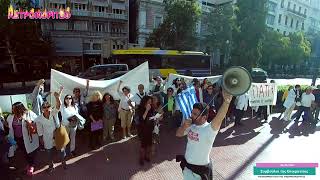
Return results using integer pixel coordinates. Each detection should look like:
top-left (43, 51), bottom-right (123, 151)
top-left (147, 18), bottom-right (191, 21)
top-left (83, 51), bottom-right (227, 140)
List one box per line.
top-left (7, 111), bottom-right (39, 156)
top-left (283, 89), bottom-right (297, 109)
top-left (235, 93), bottom-right (249, 111)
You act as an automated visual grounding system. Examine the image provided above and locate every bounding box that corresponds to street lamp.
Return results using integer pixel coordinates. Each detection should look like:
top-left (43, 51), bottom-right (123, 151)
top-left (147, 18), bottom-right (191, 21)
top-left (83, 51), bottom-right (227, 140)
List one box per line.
top-left (224, 40), bottom-right (230, 66)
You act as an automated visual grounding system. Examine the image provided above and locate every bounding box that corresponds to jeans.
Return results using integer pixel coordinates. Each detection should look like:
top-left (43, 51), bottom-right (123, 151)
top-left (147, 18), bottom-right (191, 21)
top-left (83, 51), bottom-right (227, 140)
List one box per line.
top-left (16, 137), bottom-right (37, 166)
top-left (295, 106), bottom-right (311, 122)
top-left (67, 126), bottom-right (77, 153)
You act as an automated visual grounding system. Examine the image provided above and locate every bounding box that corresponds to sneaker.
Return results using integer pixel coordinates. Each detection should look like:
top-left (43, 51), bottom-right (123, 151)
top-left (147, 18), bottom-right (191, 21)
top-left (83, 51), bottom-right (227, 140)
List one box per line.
top-left (47, 166), bottom-right (54, 174)
top-left (26, 166), bottom-right (34, 176)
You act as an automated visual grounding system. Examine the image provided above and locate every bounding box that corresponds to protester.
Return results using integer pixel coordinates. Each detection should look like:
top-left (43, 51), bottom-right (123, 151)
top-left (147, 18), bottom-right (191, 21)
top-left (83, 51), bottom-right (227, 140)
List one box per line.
top-left (35, 87), bottom-right (65, 173)
top-left (202, 82), bottom-right (216, 122)
top-left (151, 95), bottom-right (164, 146)
top-left (73, 79), bottom-right (90, 116)
top-left (282, 85), bottom-right (301, 121)
top-left (102, 93), bottom-right (118, 141)
top-left (176, 90), bottom-right (232, 180)
top-left (31, 79), bottom-right (46, 116)
top-left (61, 95), bottom-right (80, 156)
top-left (234, 93), bottom-right (249, 126)
top-left (158, 87), bottom-right (174, 127)
top-left (312, 85), bottom-right (320, 121)
top-left (7, 102), bottom-right (39, 176)
top-left (151, 76), bottom-right (165, 104)
top-left (294, 87), bottom-right (315, 124)
top-left (87, 91), bottom-right (104, 149)
top-left (282, 86), bottom-right (293, 102)
top-left (192, 78), bottom-right (203, 103)
top-left (117, 81), bottom-right (135, 139)
top-left (137, 96), bottom-right (155, 166)
top-left (132, 84), bottom-right (148, 125)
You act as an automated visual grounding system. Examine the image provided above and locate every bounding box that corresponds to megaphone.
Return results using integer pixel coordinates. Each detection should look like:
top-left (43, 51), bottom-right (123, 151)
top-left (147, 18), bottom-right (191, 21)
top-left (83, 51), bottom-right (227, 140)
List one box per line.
top-left (221, 66), bottom-right (252, 96)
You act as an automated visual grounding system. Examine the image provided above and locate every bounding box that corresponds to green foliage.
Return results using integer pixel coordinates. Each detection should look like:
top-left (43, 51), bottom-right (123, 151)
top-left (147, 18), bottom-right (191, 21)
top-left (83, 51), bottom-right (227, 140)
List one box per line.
top-left (231, 0), bottom-right (267, 68)
top-left (146, 0), bottom-right (201, 50)
top-left (204, 3), bottom-right (235, 54)
top-left (261, 31), bottom-right (311, 65)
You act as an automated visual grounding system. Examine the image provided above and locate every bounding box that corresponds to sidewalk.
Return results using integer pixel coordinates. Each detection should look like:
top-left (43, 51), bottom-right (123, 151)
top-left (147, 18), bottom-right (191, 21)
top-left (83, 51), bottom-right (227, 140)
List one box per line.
top-left (5, 113), bottom-right (320, 180)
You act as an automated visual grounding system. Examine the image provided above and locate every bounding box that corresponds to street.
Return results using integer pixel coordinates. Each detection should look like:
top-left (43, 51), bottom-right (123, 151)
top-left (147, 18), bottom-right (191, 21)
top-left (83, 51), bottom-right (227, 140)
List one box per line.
top-left (5, 111), bottom-right (320, 180)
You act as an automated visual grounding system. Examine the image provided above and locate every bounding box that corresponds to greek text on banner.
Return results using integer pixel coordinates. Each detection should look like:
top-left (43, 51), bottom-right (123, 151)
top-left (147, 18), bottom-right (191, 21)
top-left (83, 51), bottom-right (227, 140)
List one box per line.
top-left (249, 83), bottom-right (277, 107)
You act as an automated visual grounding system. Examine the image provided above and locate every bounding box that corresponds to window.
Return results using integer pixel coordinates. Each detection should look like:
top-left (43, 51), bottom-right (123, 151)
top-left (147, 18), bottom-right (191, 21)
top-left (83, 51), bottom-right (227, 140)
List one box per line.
top-left (95, 6), bottom-right (105, 12)
top-left (95, 23), bottom-right (104, 32)
top-left (93, 43), bottom-right (101, 50)
top-left (293, 4), bottom-right (296, 11)
top-left (120, 45), bottom-right (124, 49)
top-left (290, 19), bottom-right (293, 27)
top-left (299, 6), bottom-right (301, 13)
top-left (287, 1), bottom-right (291, 9)
top-left (278, 14), bottom-right (282, 23)
top-left (266, 14), bottom-right (275, 25)
top-left (283, 31), bottom-right (286, 35)
top-left (285, 16), bottom-right (288, 25)
top-left (54, 22), bottom-right (67, 30)
top-left (154, 16), bottom-right (163, 28)
top-left (277, 29), bottom-right (280, 32)
top-left (302, 22), bottom-right (304, 30)
top-left (267, 1), bottom-right (277, 12)
top-left (113, 44), bottom-right (116, 49)
top-left (74, 21), bottom-right (88, 31)
top-left (296, 20), bottom-right (299, 29)
top-left (83, 43), bottom-right (90, 50)
top-left (281, 0), bottom-right (284, 8)
top-left (74, 3), bottom-right (86, 10)
top-left (139, 10), bottom-right (147, 28)
top-left (304, 9), bottom-right (307, 15)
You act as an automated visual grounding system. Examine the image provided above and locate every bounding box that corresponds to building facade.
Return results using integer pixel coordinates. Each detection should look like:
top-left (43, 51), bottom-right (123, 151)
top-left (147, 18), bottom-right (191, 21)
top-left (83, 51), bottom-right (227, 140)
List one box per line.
top-left (41, 0), bottom-right (129, 74)
top-left (265, 0), bottom-right (317, 36)
top-left (129, 0), bottom-right (164, 47)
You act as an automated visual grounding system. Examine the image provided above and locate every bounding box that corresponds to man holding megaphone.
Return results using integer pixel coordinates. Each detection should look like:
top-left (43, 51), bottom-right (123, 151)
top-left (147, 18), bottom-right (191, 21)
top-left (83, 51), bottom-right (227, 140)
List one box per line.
top-left (175, 66), bottom-right (252, 180)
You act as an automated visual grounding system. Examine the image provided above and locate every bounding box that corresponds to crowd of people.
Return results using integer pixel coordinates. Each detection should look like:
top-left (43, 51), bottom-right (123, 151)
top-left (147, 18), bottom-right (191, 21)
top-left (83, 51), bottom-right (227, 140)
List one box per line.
top-left (1, 75), bottom-right (320, 179)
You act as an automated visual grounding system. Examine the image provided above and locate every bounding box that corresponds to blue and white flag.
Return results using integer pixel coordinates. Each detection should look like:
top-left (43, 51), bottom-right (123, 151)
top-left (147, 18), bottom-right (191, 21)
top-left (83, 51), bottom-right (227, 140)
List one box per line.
top-left (175, 86), bottom-right (198, 120)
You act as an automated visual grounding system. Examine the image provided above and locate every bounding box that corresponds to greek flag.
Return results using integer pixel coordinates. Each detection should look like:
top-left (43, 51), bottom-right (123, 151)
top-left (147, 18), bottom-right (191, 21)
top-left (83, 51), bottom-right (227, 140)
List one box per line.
top-left (176, 86), bottom-right (198, 120)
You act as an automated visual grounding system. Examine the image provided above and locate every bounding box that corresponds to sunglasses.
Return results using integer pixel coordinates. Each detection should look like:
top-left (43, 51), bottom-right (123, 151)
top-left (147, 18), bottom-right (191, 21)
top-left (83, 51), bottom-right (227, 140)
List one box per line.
top-left (66, 97), bottom-right (72, 100)
top-left (42, 106), bottom-right (51, 109)
top-left (74, 91), bottom-right (80, 93)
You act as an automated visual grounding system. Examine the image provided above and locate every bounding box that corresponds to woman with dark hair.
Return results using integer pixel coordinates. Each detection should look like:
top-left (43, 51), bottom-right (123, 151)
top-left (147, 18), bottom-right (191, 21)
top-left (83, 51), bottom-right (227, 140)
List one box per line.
top-left (102, 93), bottom-right (118, 141)
top-left (61, 95), bottom-right (79, 156)
top-left (137, 96), bottom-right (155, 166)
top-left (7, 102), bottom-right (39, 176)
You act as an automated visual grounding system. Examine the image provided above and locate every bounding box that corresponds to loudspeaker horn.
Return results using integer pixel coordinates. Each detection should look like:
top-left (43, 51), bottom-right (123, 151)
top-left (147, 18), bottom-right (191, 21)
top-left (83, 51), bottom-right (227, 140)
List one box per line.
top-left (221, 66), bottom-right (252, 96)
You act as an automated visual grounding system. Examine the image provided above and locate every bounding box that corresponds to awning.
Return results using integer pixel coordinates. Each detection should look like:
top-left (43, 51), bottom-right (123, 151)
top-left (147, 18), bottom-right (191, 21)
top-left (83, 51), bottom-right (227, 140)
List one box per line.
top-left (92, 0), bottom-right (109, 7)
top-left (53, 38), bottom-right (83, 56)
top-left (48, 0), bottom-right (67, 3)
top-left (112, 2), bottom-right (126, 10)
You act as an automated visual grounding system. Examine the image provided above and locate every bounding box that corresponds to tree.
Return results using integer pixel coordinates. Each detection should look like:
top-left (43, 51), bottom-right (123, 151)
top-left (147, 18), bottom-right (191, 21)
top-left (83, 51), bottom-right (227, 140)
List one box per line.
top-left (204, 3), bottom-right (235, 55)
top-left (146, 0), bottom-right (201, 50)
top-left (261, 31), bottom-right (311, 66)
top-left (232, 0), bottom-right (267, 68)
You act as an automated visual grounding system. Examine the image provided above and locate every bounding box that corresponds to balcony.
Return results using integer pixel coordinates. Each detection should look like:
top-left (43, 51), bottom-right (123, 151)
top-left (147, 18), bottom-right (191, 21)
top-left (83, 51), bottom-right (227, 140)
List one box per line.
top-left (110, 32), bottom-right (127, 37)
top-left (72, 10), bottom-right (91, 17)
top-left (92, 12), bottom-right (128, 20)
top-left (287, 8), bottom-right (307, 18)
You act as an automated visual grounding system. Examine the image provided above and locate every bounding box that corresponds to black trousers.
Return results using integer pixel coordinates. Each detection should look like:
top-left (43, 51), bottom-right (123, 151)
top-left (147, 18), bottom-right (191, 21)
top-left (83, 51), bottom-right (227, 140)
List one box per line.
top-left (15, 137), bottom-right (37, 166)
top-left (90, 129), bottom-right (102, 148)
top-left (234, 109), bottom-right (245, 125)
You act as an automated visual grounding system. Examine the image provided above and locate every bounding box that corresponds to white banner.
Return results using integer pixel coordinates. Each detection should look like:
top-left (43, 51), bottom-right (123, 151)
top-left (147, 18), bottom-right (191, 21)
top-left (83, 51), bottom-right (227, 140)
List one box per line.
top-left (248, 83), bottom-right (277, 107)
top-left (50, 62), bottom-right (150, 104)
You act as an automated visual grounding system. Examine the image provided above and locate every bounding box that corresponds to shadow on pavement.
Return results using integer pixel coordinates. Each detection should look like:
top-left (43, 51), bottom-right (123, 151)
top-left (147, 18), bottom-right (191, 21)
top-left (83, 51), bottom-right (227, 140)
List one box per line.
top-left (213, 116), bottom-right (263, 147)
top-left (30, 125), bottom-right (185, 180)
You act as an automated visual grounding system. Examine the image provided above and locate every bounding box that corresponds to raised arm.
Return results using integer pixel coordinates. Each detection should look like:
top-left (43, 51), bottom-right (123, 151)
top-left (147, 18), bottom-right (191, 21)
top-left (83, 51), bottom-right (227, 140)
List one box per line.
top-left (117, 80), bottom-right (123, 96)
top-left (31, 79), bottom-right (45, 100)
top-left (84, 79), bottom-right (90, 97)
top-left (54, 86), bottom-right (63, 110)
top-left (211, 90), bottom-right (233, 131)
top-left (176, 119), bottom-right (192, 137)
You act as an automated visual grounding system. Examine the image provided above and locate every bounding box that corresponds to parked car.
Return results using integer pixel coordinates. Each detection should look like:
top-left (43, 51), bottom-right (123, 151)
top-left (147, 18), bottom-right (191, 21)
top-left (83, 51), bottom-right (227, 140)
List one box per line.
top-left (78, 64), bottom-right (129, 80)
top-left (251, 68), bottom-right (268, 83)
